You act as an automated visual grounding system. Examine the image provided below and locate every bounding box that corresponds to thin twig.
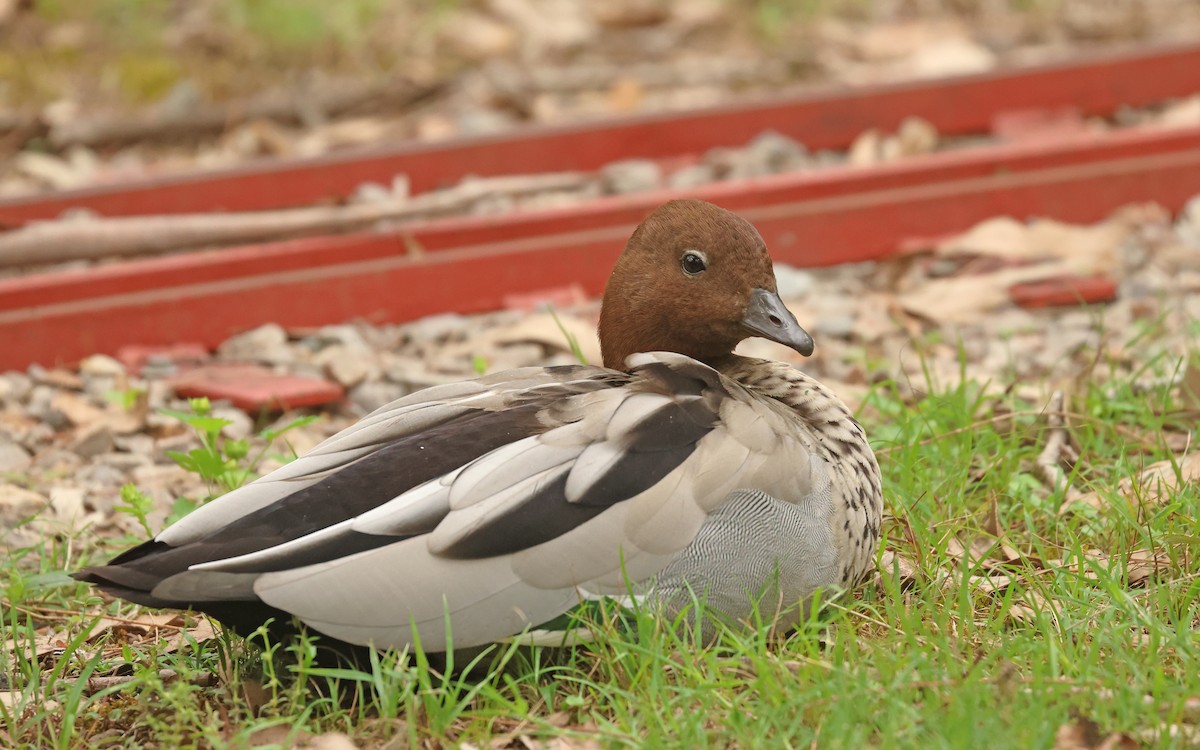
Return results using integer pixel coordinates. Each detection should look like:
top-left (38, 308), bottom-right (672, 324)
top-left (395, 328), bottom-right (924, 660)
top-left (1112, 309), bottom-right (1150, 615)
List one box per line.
top-left (1035, 391), bottom-right (1083, 504)
top-left (0, 171), bottom-right (592, 268)
top-left (62, 669), bottom-right (219, 694)
top-left (15, 604), bottom-right (188, 630)
top-left (48, 77), bottom-right (445, 149)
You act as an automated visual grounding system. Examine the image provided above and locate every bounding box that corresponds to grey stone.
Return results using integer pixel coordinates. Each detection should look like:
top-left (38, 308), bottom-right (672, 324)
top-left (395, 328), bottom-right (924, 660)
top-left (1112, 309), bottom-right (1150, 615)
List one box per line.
top-left (22, 423), bottom-right (56, 451)
top-left (141, 355), bottom-right (179, 379)
top-left (702, 146), bottom-right (741, 177)
top-left (1177, 193), bottom-right (1200, 248)
top-left (112, 433), bottom-right (155, 456)
top-left (315, 344), bottom-right (379, 389)
top-left (773, 264), bottom-right (816, 300)
top-left (456, 109), bottom-right (517, 136)
top-left (352, 181), bottom-right (393, 205)
top-left (813, 314), bottom-right (857, 339)
top-left (600, 159), bottom-right (662, 194)
top-left (211, 406), bottom-right (254, 441)
top-left (32, 448), bottom-right (82, 472)
top-left (97, 451), bottom-right (152, 472)
top-left (312, 324), bottom-right (369, 350)
top-left (667, 164), bottom-right (717, 189)
top-left (742, 130), bottom-right (808, 175)
top-left (0, 483), bottom-right (47, 528)
top-left (0, 373), bottom-right (32, 404)
top-left (79, 354), bottom-right (126, 378)
top-left (217, 323), bottom-right (294, 365)
top-left (77, 462), bottom-right (129, 488)
top-left (469, 191), bottom-right (519, 216)
top-left (487, 343), bottom-right (549, 371)
top-left (349, 381), bottom-right (408, 414)
top-left (26, 386), bottom-right (71, 431)
top-left (403, 313), bottom-right (468, 345)
top-left (0, 438), bottom-right (31, 473)
top-left (382, 352), bottom-right (461, 390)
top-left (70, 423), bottom-right (116, 458)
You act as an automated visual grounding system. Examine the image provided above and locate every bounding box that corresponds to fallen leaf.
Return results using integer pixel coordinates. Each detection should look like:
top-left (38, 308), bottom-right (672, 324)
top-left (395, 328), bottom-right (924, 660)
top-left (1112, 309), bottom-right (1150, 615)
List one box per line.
top-left (50, 391), bottom-right (106, 427)
top-left (1054, 717), bottom-right (1140, 750)
top-left (1179, 357), bottom-right (1200, 410)
top-left (1061, 452), bottom-right (1200, 514)
top-left (485, 312), bottom-right (601, 365)
top-left (899, 265), bottom-right (1067, 323)
top-left (1023, 218), bottom-right (1127, 273)
top-left (1125, 549), bottom-right (1171, 587)
top-left (876, 550), bottom-right (922, 591)
top-left (298, 733), bottom-right (361, 750)
top-left (247, 724), bottom-right (313, 748)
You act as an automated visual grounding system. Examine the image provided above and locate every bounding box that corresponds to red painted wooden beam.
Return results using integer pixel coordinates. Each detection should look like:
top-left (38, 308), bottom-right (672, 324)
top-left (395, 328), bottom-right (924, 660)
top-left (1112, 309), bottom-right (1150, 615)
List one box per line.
top-left (1, 43), bottom-right (1198, 223)
top-left (3, 124), bottom-right (1197, 314)
top-left (3, 147), bottom-right (1197, 371)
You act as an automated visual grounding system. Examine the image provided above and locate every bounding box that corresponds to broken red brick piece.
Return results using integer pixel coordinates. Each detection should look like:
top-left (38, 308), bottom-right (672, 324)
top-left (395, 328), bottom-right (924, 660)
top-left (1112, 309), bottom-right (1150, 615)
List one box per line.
top-left (503, 284), bottom-right (589, 312)
top-left (169, 364), bottom-right (343, 413)
top-left (118, 343), bottom-right (210, 375)
top-left (1009, 274), bottom-right (1118, 309)
top-left (991, 107), bottom-right (1087, 144)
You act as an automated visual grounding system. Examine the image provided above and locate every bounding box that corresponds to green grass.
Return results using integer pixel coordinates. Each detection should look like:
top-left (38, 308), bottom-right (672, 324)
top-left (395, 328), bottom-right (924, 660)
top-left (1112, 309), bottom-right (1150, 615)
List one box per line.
top-left (2, 338), bottom-right (1198, 748)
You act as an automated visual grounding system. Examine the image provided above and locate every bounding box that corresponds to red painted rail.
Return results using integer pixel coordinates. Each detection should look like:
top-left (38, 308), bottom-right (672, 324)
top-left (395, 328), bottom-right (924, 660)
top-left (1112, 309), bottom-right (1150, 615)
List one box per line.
top-left (1, 42), bottom-right (1198, 223)
top-left (2, 44), bottom-right (1199, 371)
top-left (3, 146), bottom-right (1197, 371)
top-left (3, 124), bottom-right (1198, 314)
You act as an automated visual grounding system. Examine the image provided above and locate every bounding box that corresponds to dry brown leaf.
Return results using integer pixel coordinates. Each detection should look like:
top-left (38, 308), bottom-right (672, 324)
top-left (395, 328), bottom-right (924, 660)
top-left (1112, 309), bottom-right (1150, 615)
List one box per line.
top-left (247, 724), bottom-right (314, 748)
top-left (898, 264), bottom-right (1067, 323)
top-left (297, 733), bottom-right (361, 750)
top-left (1180, 357), bottom-right (1200, 410)
top-left (50, 391), bottom-right (106, 427)
top-left (937, 216), bottom-right (1127, 272)
top-left (472, 312), bottom-right (602, 365)
top-left (83, 611), bottom-right (185, 644)
top-left (36, 368), bottom-right (84, 390)
top-left (1009, 589), bottom-right (1059, 627)
top-left (936, 217), bottom-right (1030, 259)
top-left (944, 534), bottom-right (1008, 569)
top-left (8, 628), bottom-right (69, 660)
top-left (905, 213), bottom-right (1134, 323)
top-left (537, 738), bottom-right (605, 750)
top-left (1051, 549), bottom-right (1170, 588)
top-left (876, 550), bottom-right (922, 591)
top-left (1061, 452), bottom-right (1200, 514)
top-left (1054, 717), bottom-right (1141, 750)
top-left (1126, 549), bottom-right (1172, 587)
top-left (240, 677), bottom-right (271, 717)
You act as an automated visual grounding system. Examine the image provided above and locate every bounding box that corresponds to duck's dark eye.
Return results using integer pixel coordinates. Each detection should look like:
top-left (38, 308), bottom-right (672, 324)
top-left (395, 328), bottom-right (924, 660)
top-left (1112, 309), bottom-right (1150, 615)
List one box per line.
top-left (681, 251), bottom-right (707, 276)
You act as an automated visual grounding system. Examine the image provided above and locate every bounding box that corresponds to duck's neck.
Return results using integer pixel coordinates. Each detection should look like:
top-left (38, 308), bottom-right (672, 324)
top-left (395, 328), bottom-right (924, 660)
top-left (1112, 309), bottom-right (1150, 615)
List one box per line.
top-left (720, 356), bottom-right (880, 488)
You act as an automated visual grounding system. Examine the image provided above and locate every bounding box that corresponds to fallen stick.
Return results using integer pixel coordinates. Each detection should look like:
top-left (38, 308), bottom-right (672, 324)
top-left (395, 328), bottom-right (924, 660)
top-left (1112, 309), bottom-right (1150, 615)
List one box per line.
top-left (485, 54), bottom-right (801, 94)
top-left (0, 171), bottom-right (593, 268)
top-left (65, 669), bottom-right (219, 694)
top-left (1036, 390), bottom-right (1083, 503)
top-left (48, 76), bottom-right (446, 150)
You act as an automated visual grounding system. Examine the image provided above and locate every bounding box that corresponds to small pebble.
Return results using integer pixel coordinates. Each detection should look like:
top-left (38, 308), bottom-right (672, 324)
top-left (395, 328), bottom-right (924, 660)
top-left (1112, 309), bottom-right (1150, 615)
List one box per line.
top-left (0, 437), bottom-right (32, 473)
top-left (668, 164), bottom-right (717, 189)
top-left (774, 264), bottom-right (816, 300)
top-left (349, 381), bottom-right (408, 414)
top-left (217, 323), bottom-right (294, 366)
top-left (600, 159), bottom-right (662, 194)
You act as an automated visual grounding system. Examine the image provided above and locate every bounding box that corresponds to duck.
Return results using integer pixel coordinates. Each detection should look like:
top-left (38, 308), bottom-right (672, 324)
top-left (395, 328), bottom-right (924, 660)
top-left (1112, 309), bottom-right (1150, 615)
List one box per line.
top-left (74, 199), bottom-right (883, 655)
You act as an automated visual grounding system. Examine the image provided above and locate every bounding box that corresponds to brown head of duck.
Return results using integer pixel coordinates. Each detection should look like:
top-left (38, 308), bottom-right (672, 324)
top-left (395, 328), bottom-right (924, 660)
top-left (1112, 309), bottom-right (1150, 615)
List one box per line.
top-left (598, 199), bottom-right (814, 372)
